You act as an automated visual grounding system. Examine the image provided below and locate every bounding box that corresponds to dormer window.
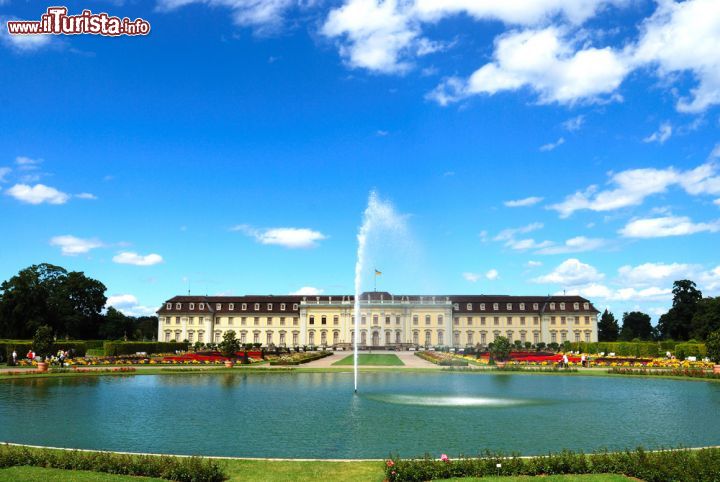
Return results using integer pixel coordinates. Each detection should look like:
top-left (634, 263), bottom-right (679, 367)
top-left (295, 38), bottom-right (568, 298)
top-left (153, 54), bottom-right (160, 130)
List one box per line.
top-left (216, 303), bottom-right (222, 310)
top-left (466, 303), bottom-right (472, 310)
top-left (199, 303), bottom-right (204, 310)
top-left (293, 303), bottom-right (298, 310)
top-left (583, 302), bottom-right (589, 310)
top-left (254, 303), bottom-right (260, 310)
top-left (520, 303), bottom-right (525, 310)
top-left (241, 303), bottom-right (247, 310)
top-left (480, 303), bottom-right (485, 311)
top-left (166, 303), bottom-right (172, 310)
top-left (175, 303), bottom-right (181, 310)
top-left (493, 303), bottom-right (499, 310)
top-left (453, 303), bottom-right (459, 310)
top-left (280, 303), bottom-right (286, 311)
top-left (268, 303), bottom-right (273, 310)
top-left (533, 303), bottom-right (539, 310)
top-left (189, 303), bottom-right (195, 310)
top-left (506, 303), bottom-right (512, 310)
top-left (229, 303), bottom-right (234, 311)
top-left (550, 303), bottom-right (555, 310)
top-left (560, 303), bottom-right (565, 310)
top-left (573, 302), bottom-right (579, 310)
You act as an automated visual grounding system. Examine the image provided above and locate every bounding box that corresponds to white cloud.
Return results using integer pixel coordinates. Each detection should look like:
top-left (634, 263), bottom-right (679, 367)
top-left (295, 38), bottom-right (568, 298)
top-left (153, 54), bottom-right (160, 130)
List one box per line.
top-left (485, 269), bottom-right (499, 281)
top-left (609, 286), bottom-right (673, 302)
top-left (643, 122), bottom-right (672, 144)
top-left (711, 144), bottom-right (720, 159)
top-left (5, 183), bottom-right (70, 205)
top-left (619, 215), bottom-right (720, 238)
top-left (493, 222), bottom-right (543, 242)
top-left (156, 0), bottom-right (299, 34)
top-left (75, 192), bottom-right (98, 200)
top-left (50, 235), bottom-right (104, 256)
top-left (233, 225), bottom-right (327, 248)
top-left (535, 236), bottom-right (605, 255)
top-left (0, 20), bottom-right (52, 51)
top-left (15, 156), bottom-right (41, 168)
top-left (526, 260), bottom-right (543, 267)
top-left (562, 115), bottom-right (585, 131)
top-left (113, 251), bottom-right (164, 266)
top-left (504, 196), bottom-right (543, 207)
top-left (428, 27), bottom-right (630, 106)
top-left (106, 294), bottom-right (157, 317)
top-left (549, 161), bottom-right (720, 217)
top-left (617, 262), bottom-right (696, 287)
top-left (290, 286), bottom-right (324, 295)
top-left (506, 238), bottom-right (553, 251)
top-left (0, 167), bottom-right (10, 183)
top-left (633, 0), bottom-right (720, 113)
top-left (539, 137), bottom-right (565, 151)
top-left (462, 272), bottom-right (481, 282)
top-left (533, 258), bottom-right (604, 286)
top-left (714, 199), bottom-right (720, 206)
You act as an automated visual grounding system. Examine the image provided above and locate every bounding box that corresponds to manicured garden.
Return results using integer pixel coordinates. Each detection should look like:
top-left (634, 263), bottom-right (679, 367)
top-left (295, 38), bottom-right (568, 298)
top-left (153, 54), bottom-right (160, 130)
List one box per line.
top-left (333, 354), bottom-right (405, 366)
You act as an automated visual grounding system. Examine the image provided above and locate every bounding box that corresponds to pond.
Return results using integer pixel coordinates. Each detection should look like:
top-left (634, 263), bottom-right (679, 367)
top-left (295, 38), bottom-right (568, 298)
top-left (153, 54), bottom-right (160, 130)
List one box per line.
top-left (1, 372), bottom-right (719, 458)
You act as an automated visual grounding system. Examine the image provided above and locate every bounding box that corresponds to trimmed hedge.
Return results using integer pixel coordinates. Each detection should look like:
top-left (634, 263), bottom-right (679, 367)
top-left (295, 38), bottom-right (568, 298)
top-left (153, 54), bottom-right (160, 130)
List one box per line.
top-left (674, 343), bottom-right (707, 359)
top-left (384, 447), bottom-right (720, 482)
top-left (569, 341), bottom-right (707, 358)
top-left (103, 341), bottom-right (189, 356)
top-left (1, 340), bottom-right (87, 363)
top-left (0, 444), bottom-right (225, 481)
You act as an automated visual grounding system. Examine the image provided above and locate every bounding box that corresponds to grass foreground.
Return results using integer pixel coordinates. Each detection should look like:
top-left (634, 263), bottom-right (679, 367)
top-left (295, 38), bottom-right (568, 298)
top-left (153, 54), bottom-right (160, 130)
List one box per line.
top-left (0, 465), bottom-right (634, 482)
top-left (332, 353), bottom-right (405, 366)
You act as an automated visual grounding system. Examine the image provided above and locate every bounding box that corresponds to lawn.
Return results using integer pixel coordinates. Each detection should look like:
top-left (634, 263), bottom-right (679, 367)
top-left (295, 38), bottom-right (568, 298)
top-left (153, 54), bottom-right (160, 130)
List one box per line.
top-left (332, 354), bottom-right (405, 366)
top-left (0, 465), bottom-right (635, 482)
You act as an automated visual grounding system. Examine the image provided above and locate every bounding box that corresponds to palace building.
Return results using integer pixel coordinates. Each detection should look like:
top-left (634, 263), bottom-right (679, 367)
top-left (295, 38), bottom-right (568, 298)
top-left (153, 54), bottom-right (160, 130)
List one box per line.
top-left (157, 292), bottom-right (599, 348)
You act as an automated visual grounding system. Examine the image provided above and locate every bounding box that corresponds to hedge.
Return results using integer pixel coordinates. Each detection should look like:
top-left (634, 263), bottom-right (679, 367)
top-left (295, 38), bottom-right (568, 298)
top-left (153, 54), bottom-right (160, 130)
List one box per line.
top-left (103, 341), bottom-right (189, 356)
top-left (384, 447), bottom-right (720, 482)
top-left (0, 444), bottom-right (225, 482)
top-left (568, 341), bottom-right (707, 358)
top-left (1, 340), bottom-right (87, 363)
top-left (674, 343), bottom-right (707, 359)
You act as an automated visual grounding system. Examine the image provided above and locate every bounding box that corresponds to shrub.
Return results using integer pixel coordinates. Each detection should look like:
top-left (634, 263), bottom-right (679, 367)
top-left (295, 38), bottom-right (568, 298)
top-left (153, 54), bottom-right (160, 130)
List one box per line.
top-left (707, 330), bottom-right (720, 364)
top-left (0, 445), bottom-right (226, 482)
top-left (103, 341), bottom-right (189, 356)
top-left (490, 336), bottom-right (512, 362)
top-left (32, 326), bottom-right (55, 360)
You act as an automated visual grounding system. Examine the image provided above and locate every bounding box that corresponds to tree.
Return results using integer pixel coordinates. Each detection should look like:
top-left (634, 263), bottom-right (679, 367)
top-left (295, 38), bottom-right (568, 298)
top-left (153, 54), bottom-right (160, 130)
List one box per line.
top-left (619, 311), bottom-right (653, 341)
top-left (99, 307), bottom-right (135, 340)
top-left (219, 330), bottom-right (240, 358)
top-left (690, 297), bottom-right (720, 340)
top-left (707, 330), bottom-right (720, 364)
top-left (0, 264), bottom-right (107, 339)
top-left (598, 309), bottom-right (619, 341)
top-left (657, 280), bottom-right (702, 340)
top-left (490, 336), bottom-right (512, 362)
top-left (32, 325), bottom-right (55, 360)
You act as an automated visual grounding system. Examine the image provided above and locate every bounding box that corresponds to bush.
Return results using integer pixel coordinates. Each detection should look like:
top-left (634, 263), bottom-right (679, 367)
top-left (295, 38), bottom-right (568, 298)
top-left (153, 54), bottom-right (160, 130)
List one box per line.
top-left (1, 340), bottom-right (88, 364)
top-left (674, 342), bottom-right (707, 359)
top-left (707, 330), bottom-right (720, 364)
top-left (0, 445), bottom-right (226, 482)
top-left (32, 325), bottom-right (54, 359)
top-left (383, 447), bottom-right (720, 482)
top-left (103, 341), bottom-right (189, 356)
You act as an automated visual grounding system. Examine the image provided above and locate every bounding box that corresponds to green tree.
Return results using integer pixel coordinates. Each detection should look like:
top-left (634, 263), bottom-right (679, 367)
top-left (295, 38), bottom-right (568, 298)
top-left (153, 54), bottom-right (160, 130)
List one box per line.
top-left (32, 325), bottom-right (55, 360)
top-left (219, 330), bottom-right (240, 358)
top-left (690, 297), bottom-right (720, 340)
top-left (490, 336), bottom-right (512, 362)
top-left (707, 330), bottom-right (720, 364)
top-left (619, 311), bottom-right (653, 341)
top-left (99, 307), bottom-right (134, 340)
top-left (0, 264), bottom-right (107, 339)
top-left (657, 280), bottom-right (702, 340)
top-left (597, 309), bottom-right (619, 341)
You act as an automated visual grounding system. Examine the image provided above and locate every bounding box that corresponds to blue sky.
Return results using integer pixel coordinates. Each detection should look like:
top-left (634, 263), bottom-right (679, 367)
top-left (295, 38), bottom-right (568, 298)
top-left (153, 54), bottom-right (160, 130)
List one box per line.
top-left (0, 0), bottom-right (719, 320)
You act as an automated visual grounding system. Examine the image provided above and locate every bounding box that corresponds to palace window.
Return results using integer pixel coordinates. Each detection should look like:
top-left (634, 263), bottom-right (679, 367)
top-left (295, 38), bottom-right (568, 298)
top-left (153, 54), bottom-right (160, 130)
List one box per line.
top-left (396, 316), bottom-right (401, 324)
top-left (560, 303), bottom-right (565, 310)
top-left (309, 316), bottom-right (315, 325)
top-left (507, 316), bottom-right (512, 324)
top-left (293, 332), bottom-right (299, 345)
top-left (385, 331), bottom-right (391, 344)
top-left (466, 303), bottom-right (472, 310)
top-left (453, 303), bottom-right (459, 310)
top-left (280, 332), bottom-right (286, 345)
top-left (585, 316), bottom-right (591, 325)
top-left (229, 303), bottom-right (234, 311)
top-left (267, 332), bottom-right (273, 346)
top-left (550, 303), bottom-right (555, 310)
top-left (362, 315), bottom-right (367, 325)
top-left (241, 303), bottom-right (247, 310)
top-left (199, 303), bottom-right (204, 310)
top-left (254, 303), bottom-right (260, 310)
top-left (453, 331), bottom-right (459, 346)
top-left (280, 303), bottom-right (286, 311)
top-left (254, 317), bottom-right (259, 326)
top-left (267, 317), bottom-right (273, 325)
top-left (533, 303), bottom-right (539, 310)
top-left (413, 331), bottom-right (419, 344)
top-left (280, 317), bottom-right (285, 326)
top-left (293, 303), bottom-right (299, 310)
top-left (165, 332), bottom-right (171, 341)
top-left (454, 317), bottom-right (459, 326)
top-left (583, 302), bottom-right (589, 310)
top-left (520, 316), bottom-right (525, 325)
top-left (506, 303), bottom-right (512, 310)
top-left (267, 303), bottom-right (272, 311)
top-left (373, 315), bottom-right (379, 325)
top-left (413, 315), bottom-right (418, 325)
top-left (575, 332), bottom-right (581, 342)
top-left (533, 316), bottom-right (539, 325)
top-left (520, 332), bottom-right (526, 343)
top-left (481, 332), bottom-right (487, 345)
top-left (425, 331), bottom-right (431, 346)
top-left (551, 332), bottom-right (557, 343)
top-left (534, 332), bottom-right (539, 344)
top-left (334, 315), bottom-right (339, 325)
top-left (466, 316), bottom-right (472, 325)
top-left (493, 303), bottom-right (499, 310)
top-left (467, 331), bottom-right (473, 345)
top-left (480, 303), bottom-right (485, 311)
top-left (254, 332), bottom-right (260, 344)
top-left (241, 317), bottom-right (247, 326)
top-left (574, 302), bottom-right (579, 310)
top-left (334, 331), bottom-right (340, 344)
top-left (493, 317), bottom-right (499, 326)
top-left (561, 331), bottom-right (567, 342)
top-left (480, 316), bottom-right (486, 325)
top-left (561, 316), bottom-right (566, 325)
top-left (293, 317), bottom-right (299, 326)
top-left (520, 303), bottom-right (525, 310)
top-left (551, 316), bottom-right (556, 325)
top-left (176, 303), bottom-right (181, 310)
top-left (425, 315), bottom-right (431, 325)
top-left (175, 317), bottom-right (180, 324)
top-left (166, 303), bottom-right (172, 310)
top-left (385, 316), bottom-right (391, 325)
top-left (214, 331), bottom-right (221, 343)
top-left (216, 303), bottom-right (222, 310)
top-left (396, 331), bottom-right (401, 343)
top-left (585, 332), bottom-right (591, 342)
top-left (321, 316), bottom-right (326, 325)
top-left (228, 317), bottom-right (234, 326)
top-left (240, 332), bottom-right (246, 344)
top-left (188, 331), bottom-right (194, 342)
top-left (438, 315), bottom-right (444, 324)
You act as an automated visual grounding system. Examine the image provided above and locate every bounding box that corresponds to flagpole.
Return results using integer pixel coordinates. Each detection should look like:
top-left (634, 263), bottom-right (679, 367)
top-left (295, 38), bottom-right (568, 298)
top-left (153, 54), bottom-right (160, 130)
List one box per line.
top-left (374, 268), bottom-right (377, 292)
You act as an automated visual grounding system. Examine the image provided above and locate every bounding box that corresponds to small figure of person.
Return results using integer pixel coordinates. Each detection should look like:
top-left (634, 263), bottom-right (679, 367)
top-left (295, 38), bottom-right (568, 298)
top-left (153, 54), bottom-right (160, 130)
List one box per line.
top-left (11, 350), bottom-right (17, 366)
top-left (562, 353), bottom-right (569, 369)
top-left (58, 350), bottom-right (65, 368)
top-left (26, 349), bottom-right (35, 361)
top-left (581, 354), bottom-right (586, 368)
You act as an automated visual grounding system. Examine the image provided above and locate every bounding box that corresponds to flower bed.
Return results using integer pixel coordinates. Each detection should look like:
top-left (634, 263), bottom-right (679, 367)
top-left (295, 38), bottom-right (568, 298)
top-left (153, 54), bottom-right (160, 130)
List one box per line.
top-left (416, 351), bottom-right (468, 366)
top-left (608, 367), bottom-right (720, 379)
top-left (268, 351), bottom-right (332, 365)
top-left (2, 367), bottom-right (137, 376)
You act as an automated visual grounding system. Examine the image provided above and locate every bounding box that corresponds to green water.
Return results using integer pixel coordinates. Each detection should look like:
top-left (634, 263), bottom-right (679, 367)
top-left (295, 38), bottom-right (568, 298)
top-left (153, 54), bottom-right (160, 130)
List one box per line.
top-left (1, 372), bottom-right (718, 458)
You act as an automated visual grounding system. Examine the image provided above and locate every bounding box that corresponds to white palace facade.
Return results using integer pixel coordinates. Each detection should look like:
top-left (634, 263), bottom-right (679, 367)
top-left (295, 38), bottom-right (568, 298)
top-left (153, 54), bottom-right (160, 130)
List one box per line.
top-left (157, 292), bottom-right (599, 348)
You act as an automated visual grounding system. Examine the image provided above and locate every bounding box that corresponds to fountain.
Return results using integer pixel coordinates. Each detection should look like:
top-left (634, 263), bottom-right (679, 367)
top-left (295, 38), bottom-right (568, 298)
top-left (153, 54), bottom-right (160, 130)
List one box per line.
top-left (353, 191), bottom-right (407, 392)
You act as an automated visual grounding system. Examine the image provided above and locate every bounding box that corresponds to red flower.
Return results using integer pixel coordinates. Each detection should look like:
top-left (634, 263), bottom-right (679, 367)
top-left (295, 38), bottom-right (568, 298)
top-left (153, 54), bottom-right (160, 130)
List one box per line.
top-left (386, 460), bottom-right (395, 467)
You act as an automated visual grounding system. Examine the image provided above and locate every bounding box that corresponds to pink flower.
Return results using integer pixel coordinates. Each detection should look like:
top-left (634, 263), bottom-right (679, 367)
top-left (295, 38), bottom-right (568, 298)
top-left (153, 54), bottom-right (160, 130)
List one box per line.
top-left (440, 454), bottom-right (449, 462)
top-left (386, 460), bottom-right (395, 467)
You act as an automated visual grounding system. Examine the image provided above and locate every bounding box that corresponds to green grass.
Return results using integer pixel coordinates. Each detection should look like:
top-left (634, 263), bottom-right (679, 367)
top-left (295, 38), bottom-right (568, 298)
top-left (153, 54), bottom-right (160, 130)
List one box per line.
top-left (332, 354), bottom-right (405, 366)
top-left (0, 465), bottom-right (635, 482)
top-left (0, 466), bottom-right (164, 481)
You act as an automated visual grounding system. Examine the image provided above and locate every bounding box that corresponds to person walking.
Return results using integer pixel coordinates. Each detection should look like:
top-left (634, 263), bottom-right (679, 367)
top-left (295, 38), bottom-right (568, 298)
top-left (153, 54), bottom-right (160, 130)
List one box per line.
top-left (11, 350), bottom-right (17, 366)
top-left (562, 353), bottom-right (569, 369)
top-left (581, 353), bottom-right (586, 368)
